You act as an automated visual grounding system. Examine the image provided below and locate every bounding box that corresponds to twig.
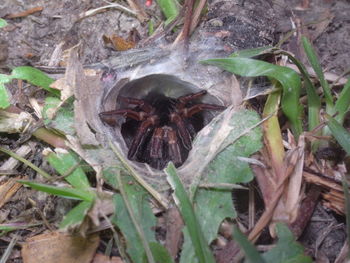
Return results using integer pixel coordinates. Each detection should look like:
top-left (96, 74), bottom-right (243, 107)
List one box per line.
top-left (6, 7), bottom-right (43, 19)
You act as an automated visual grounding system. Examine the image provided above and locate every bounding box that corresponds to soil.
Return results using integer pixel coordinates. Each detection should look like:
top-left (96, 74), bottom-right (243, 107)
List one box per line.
top-left (0, 0), bottom-right (349, 262)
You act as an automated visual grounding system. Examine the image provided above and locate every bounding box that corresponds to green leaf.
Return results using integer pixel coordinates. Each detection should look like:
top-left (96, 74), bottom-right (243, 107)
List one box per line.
top-left (277, 50), bottom-right (321, 132)
top-left (59, 201), bottom-right (93, 229)
top-left (0, 18), bottom-right (7, 28)
top-left (165, 163), bottom-right (215, 263)
top-left (181, 110), bottom-right (262, 262)
top-left (262, 223), bottom-right (312, 263)
top-left (0, 74), bottom-right (11, 109)
top-left (45, 151), bottom-right (91, 190)
top-left (111, 176), bottom-right (157, 263)
top-left (156, 0), bottom-right (179, 24)
top-left (230, 46), bottom-right (273, 58)
top-left (334, 78), bottom-right (350, 124)
top-left (11, 66), bottom-right (59, 96)
top-left (325, 114), bottom-right (350, 155)
top-left (42, 96), bottom-right (75, 135)
top-left (144, 243), bottom-right (174, 263)
top-left (19, 180), bottom-right (95, 201)
top-left (233, 226), bottom-right (266, 263)
top-left (201, 57), bottom-right (302, 138)
top-left (302, 36), bottom-right (333, 108)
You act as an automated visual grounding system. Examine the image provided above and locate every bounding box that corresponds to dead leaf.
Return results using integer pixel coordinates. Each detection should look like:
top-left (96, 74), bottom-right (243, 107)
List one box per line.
top-left (103, 35), bottom-right (136, 51)
top-left (0, 177), bottom-right (23, 208)
top-left (21, 232), bottom-right (99, 263)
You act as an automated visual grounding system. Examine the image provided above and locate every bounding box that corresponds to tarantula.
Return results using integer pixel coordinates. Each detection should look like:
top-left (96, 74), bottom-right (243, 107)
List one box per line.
top-left (99, 90), bottom-right (226, 169)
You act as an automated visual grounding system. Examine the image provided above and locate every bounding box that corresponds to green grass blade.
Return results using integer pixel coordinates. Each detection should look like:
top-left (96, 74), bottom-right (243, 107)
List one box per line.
top-left (165, 163), bottom-right (215, 263)
top-left (233, 226), bottom-right (266, 263)
top-left (325, 114), bottom-right (350, 155)
top-left (302, 36), bottom-right (333, 107)
top-left (278, 50), bottom-right (321, 132)
top-left (334, 78), bottom-right (350, 124)
top-left (201, 57), bottom-right (302, 138)
top-left (116, 172), bottom-right (155, 263)
top-left (19, 180), bottom-right (95, 201)
top-left (230, 46), bottom-right (274, 58)
top-left (11, 66), bottom-right (60, 96)
top-left (0, 18), bottom-right (7, 28)
top-left (0, 146), bottom-right (51, 178)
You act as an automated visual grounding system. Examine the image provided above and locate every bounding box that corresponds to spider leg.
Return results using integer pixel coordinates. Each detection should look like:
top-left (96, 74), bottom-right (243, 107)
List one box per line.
top-left (119, 96), bottom-right (154, 113)
top-left (177, 90), bottom-right (207, 105)
top-left (128, 116), bottom-right (158, 159)
top-left (170, 113), bottom-right (192, 150)
top-left (99, 109), bottom-right (148, 122)
top-left (150, 127), bottom-right (164, 158)
top-left (164, 127), bottom-right (182, 165)
top-left (181, 103), bottom-right (226, 118)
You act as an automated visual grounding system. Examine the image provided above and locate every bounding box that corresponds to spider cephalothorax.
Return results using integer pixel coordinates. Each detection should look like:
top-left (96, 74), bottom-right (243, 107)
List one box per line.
top-left (99, 90), bottom-right (225, 169)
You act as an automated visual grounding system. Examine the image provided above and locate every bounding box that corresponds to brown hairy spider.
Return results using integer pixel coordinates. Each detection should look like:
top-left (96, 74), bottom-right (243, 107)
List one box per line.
top-left (99, 90), bottom-right (226, 169)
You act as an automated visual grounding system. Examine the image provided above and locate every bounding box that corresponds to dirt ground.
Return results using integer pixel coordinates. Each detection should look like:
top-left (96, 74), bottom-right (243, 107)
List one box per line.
top-left (0, 0), bottom-right (350, 262)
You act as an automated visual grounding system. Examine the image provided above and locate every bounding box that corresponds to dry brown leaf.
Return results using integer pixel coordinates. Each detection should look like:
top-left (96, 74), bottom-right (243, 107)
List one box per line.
top-left (103, 35), bottom-right (136, 51)
top-left (93, 254), bottom-right (124, 263)
top-left (0, 177), bottom-right (23, 208)
top-left (21, 232), bottom-right (99, 263)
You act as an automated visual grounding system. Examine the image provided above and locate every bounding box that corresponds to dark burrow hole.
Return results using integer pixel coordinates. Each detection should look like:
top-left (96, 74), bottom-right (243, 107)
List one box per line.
top-left (100, 74), bottom-right (225, 170)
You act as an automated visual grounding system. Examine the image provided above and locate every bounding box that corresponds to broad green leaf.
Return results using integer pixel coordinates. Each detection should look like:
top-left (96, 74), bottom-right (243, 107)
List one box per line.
top-left (59, 201), bottom-right (93, 229)
top-left (42, 96), bottom-right (75, 135)
top-left (201, 57), bottom-right (302, 138)
top-left (45, 151), bottom-right (91, 190)
top-left (325, 114), bottom-right (350, 155)
top-left (334, 78), bottom-right (350, 124)
top-left (111, 176), bottom-right (157, 263)
top-left (230, 46), bottom-right (273, 58)
top-left (0, 18), bottom-right (7, 28)
top-left (181, 110), bottom-right (262, 262)
top-left (302, 36), bottom-right (333, 108)
top-left (144, 242), bottom-right (174, 263)
top-left (0, 74), bottom-right (11, 108)
top-left (262, 223), bottom-right (312, 263)
top-left (19, 180), bottom-right (94, 201)
top-left (11, 66), bottom-right (59, 96)
top-left (156, 0), bottom-right (179, 25)
top-left (198, 110), bottom-right (261, 242)
top-left (165, 163), bottom-right (215, 263)
top-left (233, 226), bottom-right (266, 263)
